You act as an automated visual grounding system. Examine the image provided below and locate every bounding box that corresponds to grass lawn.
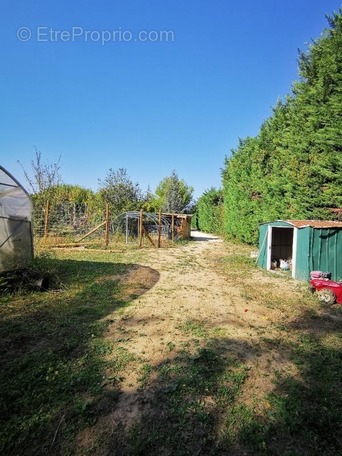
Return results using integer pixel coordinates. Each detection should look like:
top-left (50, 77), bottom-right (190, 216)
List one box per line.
top-left (0, 243), bottom-right (341, 455)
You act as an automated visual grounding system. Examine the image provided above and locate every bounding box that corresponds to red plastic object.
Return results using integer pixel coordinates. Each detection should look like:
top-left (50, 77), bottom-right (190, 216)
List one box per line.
top-left (310, 278), bottom-right (342, 304)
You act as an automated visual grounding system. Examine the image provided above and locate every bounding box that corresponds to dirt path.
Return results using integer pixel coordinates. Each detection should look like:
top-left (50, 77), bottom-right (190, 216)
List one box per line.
top-left (100, 231), bottom-right (281, 431)
top-left (73, 231), bottom-right (341, 454)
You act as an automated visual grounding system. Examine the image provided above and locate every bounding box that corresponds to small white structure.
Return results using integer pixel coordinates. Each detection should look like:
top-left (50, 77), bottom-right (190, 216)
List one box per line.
top-left (0, 166), bottom-right (33, 272)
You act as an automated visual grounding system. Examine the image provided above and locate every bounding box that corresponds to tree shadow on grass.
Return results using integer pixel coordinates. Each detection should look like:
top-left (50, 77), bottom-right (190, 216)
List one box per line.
top-left (1, 256), bottom-right (341, 456)
top-left (0, 258), bottom-right (159, 456)
top-left (106, 339), bottom-right (256, 456)
top-left (98, 311), bottom-right (342, 456)
top-left (259, 308), bottom-right (342, 456)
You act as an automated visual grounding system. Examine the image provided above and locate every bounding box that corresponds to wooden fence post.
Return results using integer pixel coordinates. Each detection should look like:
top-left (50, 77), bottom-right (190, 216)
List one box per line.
top-left (125, 213), bottom-right (129, 244)
top-left (43, 200), bottom-right (50, 242)
top-left (171, 212), bottom-right (175, 242)
top-left (105, 203), bottom-right (110, 246)
top-left (139, 209), bottom-right (143, 247)
top-left (158, 209), bottom-right (162, 248)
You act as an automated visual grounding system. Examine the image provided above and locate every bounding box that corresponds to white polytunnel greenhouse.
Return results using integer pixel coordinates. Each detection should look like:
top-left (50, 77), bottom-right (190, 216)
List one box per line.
top-left (0, 166), bottom-right (34, 273)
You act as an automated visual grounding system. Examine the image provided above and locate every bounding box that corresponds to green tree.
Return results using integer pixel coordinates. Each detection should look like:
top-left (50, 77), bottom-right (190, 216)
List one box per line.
top-left (98, 168), bottom-right (142, 216)
top-left (197, 188), bottom-right (224, 234)
top-left (287, 10), bottom-right (342, 216)
top-left (153, 170), bottom-right (194, 213)
top-left (222, 11), bottom-right (342, 244)
top-left (31, 184), bottom-right (101, 237)
top-left (32, 184), bottom-right (95, 206)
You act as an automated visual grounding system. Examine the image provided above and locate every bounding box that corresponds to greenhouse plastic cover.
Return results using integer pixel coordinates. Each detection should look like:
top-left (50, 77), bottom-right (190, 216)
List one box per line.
top-left (0, 166), bottom-right (32, 221)
top-left (0, 166), bottom-right (33, 272)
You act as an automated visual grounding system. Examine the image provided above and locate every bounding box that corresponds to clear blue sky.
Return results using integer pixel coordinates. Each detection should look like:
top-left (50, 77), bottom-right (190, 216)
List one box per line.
top-left (1, 0), bottom-right (341, 198)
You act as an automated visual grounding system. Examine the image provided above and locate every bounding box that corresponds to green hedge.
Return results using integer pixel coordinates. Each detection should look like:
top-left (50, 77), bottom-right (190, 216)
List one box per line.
top-left (222, 11), bottom-right (342, 244)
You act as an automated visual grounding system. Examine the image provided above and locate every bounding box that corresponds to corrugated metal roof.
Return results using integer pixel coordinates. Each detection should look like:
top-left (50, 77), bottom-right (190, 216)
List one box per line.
top-left (286, 220), bottom-right (342, 229)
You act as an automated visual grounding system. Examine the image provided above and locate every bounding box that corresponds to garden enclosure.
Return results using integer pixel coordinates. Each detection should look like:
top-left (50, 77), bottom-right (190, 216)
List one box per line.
top-left (33, 201), bottom-right (192, 247)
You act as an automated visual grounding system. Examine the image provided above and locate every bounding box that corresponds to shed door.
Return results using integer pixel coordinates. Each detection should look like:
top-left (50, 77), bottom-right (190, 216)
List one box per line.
top-left (267, 226), bottom-right (295, 276)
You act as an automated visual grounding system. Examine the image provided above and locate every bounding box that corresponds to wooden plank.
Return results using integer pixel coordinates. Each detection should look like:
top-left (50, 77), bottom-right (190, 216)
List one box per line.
top-left (142, 226), bottom-right (156, 247)
top-left (76, 221), bottom-right (106, 242)
top-left (53, 242), bottom-right (94, 248)
top-left (51, 247), bottom-right (124, 253)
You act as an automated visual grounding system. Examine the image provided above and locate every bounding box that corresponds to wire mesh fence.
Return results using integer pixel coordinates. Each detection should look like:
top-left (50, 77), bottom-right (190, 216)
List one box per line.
top-left (33, 201), bottom-right (192, 248)
top-left (33, 201), bottom-right (105, 244)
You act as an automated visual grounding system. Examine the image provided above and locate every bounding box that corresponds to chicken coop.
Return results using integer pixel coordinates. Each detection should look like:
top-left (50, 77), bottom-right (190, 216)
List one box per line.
top-left (258, 220), bottom-right (342, 281)
top-left (114, 211), bottom-right (193, 245)
top-left (0, 166), bottom-right (33, 272)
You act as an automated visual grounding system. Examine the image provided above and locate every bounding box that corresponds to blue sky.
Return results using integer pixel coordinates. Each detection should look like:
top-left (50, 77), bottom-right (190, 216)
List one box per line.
top-left (1, 1), bottom-right (341, 198)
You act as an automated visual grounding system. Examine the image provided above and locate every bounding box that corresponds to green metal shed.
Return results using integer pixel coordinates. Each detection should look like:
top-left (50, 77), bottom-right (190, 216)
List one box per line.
top-left (258, 220), bottom-right (342, 281)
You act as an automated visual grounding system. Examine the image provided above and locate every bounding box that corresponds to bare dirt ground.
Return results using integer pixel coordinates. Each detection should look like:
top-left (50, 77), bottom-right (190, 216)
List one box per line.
top-left (75, 230), bottom-right (317, 453)
top-left (109, 231), bottom-right (237, 428)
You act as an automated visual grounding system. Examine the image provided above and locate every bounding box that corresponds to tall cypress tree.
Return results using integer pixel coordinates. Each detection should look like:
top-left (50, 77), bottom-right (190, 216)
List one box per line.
top-left (222, 11), bottom-right (342, 244)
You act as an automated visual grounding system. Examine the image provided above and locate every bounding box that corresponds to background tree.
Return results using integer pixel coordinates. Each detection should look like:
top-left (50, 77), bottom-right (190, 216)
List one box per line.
top-left (32, 184), bottom-right (96, 208)
top-left (197, 187), bottom-right (224, 234)
top-left (18, 146), bottom-right (62, 194)
top-left (140, 185), bottom-right (156, 212)
top-left (32, 184), bottom-right (101, 235)
top-left (152, 170), bottom-right (194, 213)
top-left (98, 168), bottom-right (142, 216)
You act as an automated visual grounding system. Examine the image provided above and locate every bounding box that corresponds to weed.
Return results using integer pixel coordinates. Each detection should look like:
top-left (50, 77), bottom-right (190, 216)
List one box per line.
top-left (181, 319), bottom-right (207, 338)
top-left (167, 341), bottom-right (176, 352)
top-left (139, 363), bottom-right (153, 387)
